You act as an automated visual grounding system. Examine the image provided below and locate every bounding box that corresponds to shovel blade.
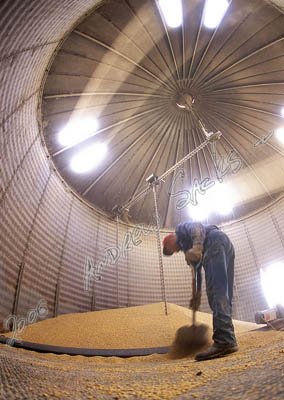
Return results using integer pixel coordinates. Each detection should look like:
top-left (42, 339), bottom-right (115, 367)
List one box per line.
top-left (169, 323), bottom-right (210, 359)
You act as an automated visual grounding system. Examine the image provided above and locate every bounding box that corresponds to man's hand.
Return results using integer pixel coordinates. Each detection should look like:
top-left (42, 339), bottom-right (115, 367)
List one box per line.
top-left (185, 245), bottom-right (203, 265)
top-left (190, 290), bottom-right (202, 311)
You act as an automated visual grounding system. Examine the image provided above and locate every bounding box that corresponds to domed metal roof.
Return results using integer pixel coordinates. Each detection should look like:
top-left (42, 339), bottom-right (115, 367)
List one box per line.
top-left (42, 0), bottom-right (284, 228)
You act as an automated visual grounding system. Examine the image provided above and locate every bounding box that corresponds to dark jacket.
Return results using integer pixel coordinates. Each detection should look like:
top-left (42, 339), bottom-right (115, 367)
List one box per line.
top-left (175, 222), bottom-right (220, 253)
top-left (175, 222), bottom-right (220, 291)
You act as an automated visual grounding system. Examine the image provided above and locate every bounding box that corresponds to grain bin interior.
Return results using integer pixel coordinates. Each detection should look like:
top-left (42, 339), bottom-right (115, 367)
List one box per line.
top-left (1, 0), bottom-right (284, 399)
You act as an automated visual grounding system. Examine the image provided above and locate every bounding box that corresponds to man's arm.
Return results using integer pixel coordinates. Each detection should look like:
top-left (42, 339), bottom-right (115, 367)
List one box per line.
top-left (185, 222), bottom-right (206, 264)
top-left (191, 221), bottom-right (206, 253)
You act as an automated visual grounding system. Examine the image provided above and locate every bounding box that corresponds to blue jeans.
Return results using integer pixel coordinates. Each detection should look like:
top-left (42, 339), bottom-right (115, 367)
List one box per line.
top-left (203, 230), bottom-right (237, 347)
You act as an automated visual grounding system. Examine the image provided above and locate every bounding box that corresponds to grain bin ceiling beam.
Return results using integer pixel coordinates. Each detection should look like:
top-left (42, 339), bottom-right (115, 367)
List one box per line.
top-left (163, 113), bottom-right (185, 227)
top-left (52, 104), bottom-right (166, 157)
top-left (265, 0), bottom-right (284, 13)
top-left (191, 0), bottom-right (234, 84)
top-left (181, 10), bottom-right (185, 79)
top-left (187, 0), bottom-right (206, 80)
top-left (123, 0), bottom-right (179, 89)
top-left (204, 54), bottom-right (284, 84)
top-left (55, 49), bottom-right (171, 91)
top-left (205, 106), bottom-right (284, 159)
top-left (155, 0), bottom-right (180, 81)
top-left (160, 112), bottom-right (183, 227)
top-left (192, 0), bottom-right (240, 85)
top-left (82, 106), bottom-right (170, 196)
top-left (205, 110), bottom-right (279, 199)
top-left (193, 6), bottom-right (279, 89)
top-left (210, 82), bottom-right (284, 92)
top-left (73, 30), bottom-right (175, 93)
top-left (213, 100), bottom-right (284, 119)
top-left (134, 112), bottom-right (182, 223)
top-left (127, 112), bottom-right (176, 206)
top-left (199, 35), bottom-right (284, 90)
top-left (44, 92), bottom-right (167, 99)
top-left (117, 109), bottom-right (177, 223)
top-left (97, 1), bottom-right (177, 90)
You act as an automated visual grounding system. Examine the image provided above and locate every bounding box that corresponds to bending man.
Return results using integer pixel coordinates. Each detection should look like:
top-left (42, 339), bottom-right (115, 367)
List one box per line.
top-left (163, 222), bottom-right (238, 361)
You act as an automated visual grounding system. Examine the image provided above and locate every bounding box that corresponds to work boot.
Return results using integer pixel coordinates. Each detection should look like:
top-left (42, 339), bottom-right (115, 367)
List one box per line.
top-left (195, 344), bottom-right (238, 361)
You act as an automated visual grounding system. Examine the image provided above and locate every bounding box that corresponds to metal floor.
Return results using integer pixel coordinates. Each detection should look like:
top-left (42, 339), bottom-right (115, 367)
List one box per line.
top-left (0, 329), bottom-right (283, 399)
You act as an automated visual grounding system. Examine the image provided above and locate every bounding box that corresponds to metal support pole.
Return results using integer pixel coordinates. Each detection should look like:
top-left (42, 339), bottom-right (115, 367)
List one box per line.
top-left (116, 215), bottom-right (119, 308)
top-left (91, 291), bottom-right (96, 312)
top-left (90, 215), bottom-right (101, 312)
top-left (54, 196), bottom-right (74, 317)
top-left (13, 171), bottom-right (52, 316)
top-left (126, 229), bottom-right (130, 308)
top-left (152, 182), bottom-right (168, 316)
top-left (269, 209), bottom-right (284, 250)
top-left (54, 282), bottom-right (60, 318)
top-left (12, 263), bottom-right (25, 317)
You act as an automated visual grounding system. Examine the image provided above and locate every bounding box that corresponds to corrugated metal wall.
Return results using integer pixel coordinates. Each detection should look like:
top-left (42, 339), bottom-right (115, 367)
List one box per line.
top-left (0, 0), bottom-right (284, 334)
top-left (222, 200), bottom-right (284, 321)
top-left (0, 0), bottom-right (102, 329)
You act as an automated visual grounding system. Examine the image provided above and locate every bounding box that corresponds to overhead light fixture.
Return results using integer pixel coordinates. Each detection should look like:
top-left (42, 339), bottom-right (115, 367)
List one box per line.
top-left (275, 127), bottom-right (284, 144)
top-left (281, 107), bottom-right (284, 117)
top-left (260, 262), bottom-right (284, 308)
top-left (187, 181), bottom-right (234, 220)
top-left (58, 117), bottom-right (98, 147)
top-left (159, 0), bottom-right (183, 28)
top-left (187, 187), bottom-right (212, 221)
top-left (204, 0), bottom-right (230, 29)
top-left (209, 182), bottom-right (234, 215)
top-left (188, 203), bottom-right (209, 221)
top-left (70, 143), bottom-right (107, 173)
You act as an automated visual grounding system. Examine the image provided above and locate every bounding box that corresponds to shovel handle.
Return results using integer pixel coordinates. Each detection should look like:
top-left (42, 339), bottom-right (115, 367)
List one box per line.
top-left (191, 266), bottom-right (197, 325)
top-left (191, 268), bottom-right (197, 297)
top-left (191, 258), bottom-right (202, 326)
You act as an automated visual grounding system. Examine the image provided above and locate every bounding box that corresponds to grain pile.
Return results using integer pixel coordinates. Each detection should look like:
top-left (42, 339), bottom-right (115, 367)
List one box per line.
top-left (4, 302), bottom-right (259, 349)
top-left (1, 327), bottom-right (284, 400)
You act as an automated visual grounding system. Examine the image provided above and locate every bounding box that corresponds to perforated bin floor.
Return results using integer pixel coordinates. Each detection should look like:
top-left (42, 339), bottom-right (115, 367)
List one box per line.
top-left (0, 328), bottom-right (284, 400)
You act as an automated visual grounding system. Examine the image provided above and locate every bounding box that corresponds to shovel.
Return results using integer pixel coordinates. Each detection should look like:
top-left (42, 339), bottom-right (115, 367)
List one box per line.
top-left (191, 262), bottom-right (198, 326)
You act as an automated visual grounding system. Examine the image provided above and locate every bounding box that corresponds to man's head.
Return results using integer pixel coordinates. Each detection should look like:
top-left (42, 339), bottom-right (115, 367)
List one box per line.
top-left (163, 233), bottom-right (181, 256)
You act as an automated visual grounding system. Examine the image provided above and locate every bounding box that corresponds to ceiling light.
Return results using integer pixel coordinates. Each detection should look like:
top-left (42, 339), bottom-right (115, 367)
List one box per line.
top-left (208, 182), bottom-right (234, 215)
top-left (204, 0), bottom-right (230, 29)
top-left (159, 0), bottom-right (183, 28)
top-left (260, 263), bottom-right (284, 308)
top-left (58, 117), bottom-right (98, 147)
top-left (213, 199), bottom-right (232, 215)
top-left (188, 203), bottom-right (210, 221)
top-left (187, 190), bottom-right (212, 221)
top-left (186, 181), bottom-right (234, 220)
top-left (281, 107), bottom-right (284, 117)
top-left (70, 143), bottom-right (107, 173)
top-left (275, 127), bottom-right (284, 144)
